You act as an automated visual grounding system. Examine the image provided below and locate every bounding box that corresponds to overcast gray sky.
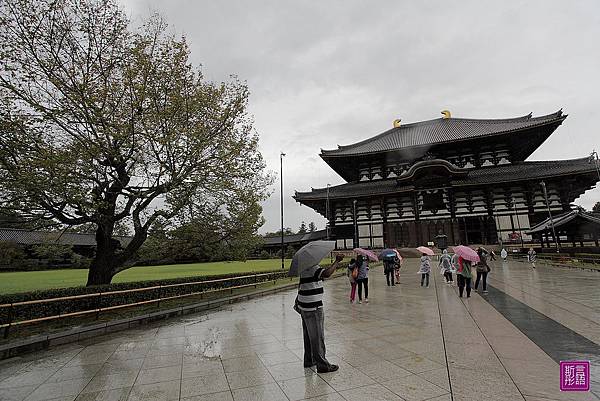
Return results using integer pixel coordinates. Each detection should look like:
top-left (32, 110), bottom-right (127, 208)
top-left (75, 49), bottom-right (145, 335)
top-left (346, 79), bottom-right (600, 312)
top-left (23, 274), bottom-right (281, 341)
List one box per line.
top-left (122, 0), bottom-right (600, 233)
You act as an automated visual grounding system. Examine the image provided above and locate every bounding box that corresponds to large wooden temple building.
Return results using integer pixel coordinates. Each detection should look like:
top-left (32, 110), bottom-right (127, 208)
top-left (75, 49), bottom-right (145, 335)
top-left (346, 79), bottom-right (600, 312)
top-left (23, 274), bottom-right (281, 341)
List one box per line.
top-left (294, 110), bottom-right (600, 249)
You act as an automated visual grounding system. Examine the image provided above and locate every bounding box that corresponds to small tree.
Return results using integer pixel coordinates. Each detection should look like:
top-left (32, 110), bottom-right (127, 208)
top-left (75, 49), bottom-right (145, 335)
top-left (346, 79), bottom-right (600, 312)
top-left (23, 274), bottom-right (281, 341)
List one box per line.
top-left (298, 221), bottom-right (307, 234)
top-left (593, 201), bottom-right (600, 214)
top-left (0, 0), bottom-right (270, 285)
top-left (285, 246), bottom-right (296, 259)
top-left (308, 222), bottom-right (317, 232)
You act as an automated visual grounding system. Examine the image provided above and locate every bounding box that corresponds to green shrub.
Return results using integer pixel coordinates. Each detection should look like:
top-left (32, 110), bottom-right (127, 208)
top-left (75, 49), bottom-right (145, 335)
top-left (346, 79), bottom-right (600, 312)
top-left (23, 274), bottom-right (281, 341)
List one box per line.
top-left (0, 270), bottom-right (290, 325)
top-left (0, 241), bottom-right (26, 270)
top-left (30, 244), bottom-right (74, 263)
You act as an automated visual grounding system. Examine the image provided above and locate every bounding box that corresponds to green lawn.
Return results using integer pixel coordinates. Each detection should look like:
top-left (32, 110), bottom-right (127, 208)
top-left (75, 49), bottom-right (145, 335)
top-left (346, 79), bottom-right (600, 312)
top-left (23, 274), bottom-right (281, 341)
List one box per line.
top-left (0, 259), bottom-right (294, 294)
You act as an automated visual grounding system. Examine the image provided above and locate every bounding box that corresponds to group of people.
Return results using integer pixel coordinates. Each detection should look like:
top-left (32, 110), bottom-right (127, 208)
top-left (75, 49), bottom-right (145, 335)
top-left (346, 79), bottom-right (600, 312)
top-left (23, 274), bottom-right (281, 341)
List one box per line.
top-left (417, 247), bottom-right (492, 297)
top-left (297, 244), bottom-right (538, 376)
top-left (345, 255), bottom-right (371, 304)
top-left (346, 252), bottom-right (402, 303)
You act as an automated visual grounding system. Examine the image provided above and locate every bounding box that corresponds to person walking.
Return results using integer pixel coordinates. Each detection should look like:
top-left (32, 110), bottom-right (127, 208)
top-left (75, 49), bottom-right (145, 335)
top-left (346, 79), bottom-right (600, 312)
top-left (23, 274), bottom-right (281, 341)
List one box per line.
top-left (356, 255), bottom-right (369, 303)
top-left (394, 256), bottom-right (401, 283)
top-left (383, 255), bottom-right (396, 286)
top-left (527, 247), bottom-right (537, 269)
top-left (439, 249), bottom-right (453, 285)
top-left (347, 258), bottom-right (358, 303)
top-left (296, 254), bottom-right (343, 373)
top-left (451, 252), bottom-right (459, 279)
top-left (418, 253), bottom-right (431, 287)
top-left (474, 248), bottom-right (490, 294)
top-left (456, 255), bottom-right (473, 298)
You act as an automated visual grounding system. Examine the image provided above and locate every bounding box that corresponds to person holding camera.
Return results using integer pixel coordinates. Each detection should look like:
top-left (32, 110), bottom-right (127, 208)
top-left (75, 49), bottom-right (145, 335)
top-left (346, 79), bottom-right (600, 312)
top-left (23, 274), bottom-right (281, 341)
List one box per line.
top-left (296, 253), bottom-right (344, 373)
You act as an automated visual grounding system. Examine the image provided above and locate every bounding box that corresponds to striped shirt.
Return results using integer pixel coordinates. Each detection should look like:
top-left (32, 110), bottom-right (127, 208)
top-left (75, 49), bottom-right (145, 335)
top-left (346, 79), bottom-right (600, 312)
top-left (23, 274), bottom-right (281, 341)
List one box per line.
top-left (297, 265), bottom-right (325, 311)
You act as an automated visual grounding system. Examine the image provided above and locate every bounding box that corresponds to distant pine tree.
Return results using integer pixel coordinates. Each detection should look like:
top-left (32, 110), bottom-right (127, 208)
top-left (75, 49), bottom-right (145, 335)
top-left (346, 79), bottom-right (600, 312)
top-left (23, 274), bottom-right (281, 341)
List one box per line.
top-left (298, 221), bottom-right (307, 234)
top-left (308, 222), bottom-right (317, 232)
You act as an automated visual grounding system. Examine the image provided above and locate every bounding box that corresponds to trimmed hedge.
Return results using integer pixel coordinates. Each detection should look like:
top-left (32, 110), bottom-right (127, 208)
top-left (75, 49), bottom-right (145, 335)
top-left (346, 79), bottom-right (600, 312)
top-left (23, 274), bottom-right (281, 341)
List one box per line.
top-left (0, 270), bottom-right (290, 325)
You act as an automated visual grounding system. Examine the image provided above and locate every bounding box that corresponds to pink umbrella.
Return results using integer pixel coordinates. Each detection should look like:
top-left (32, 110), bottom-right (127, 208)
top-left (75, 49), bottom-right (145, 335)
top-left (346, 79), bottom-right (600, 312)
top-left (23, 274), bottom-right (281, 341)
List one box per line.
top-left (353, 248), bottom-right (379, 262)
top-left (416, 246), bottom-right (434, 256)
top-left (452, 245), bottom-right (480, 263)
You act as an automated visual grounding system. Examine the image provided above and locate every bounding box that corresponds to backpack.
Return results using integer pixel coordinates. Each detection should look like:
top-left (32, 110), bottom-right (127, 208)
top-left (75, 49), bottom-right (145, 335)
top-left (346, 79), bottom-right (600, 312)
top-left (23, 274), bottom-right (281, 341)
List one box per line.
top-left (351, 267), bottom-right (358, 279)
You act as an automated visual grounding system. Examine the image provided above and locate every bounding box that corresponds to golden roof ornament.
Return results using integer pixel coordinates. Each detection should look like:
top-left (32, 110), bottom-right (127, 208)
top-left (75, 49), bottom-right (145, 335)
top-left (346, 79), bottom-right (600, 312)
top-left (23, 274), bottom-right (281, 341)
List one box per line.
top-left (393, 119), bottom-right (402, 128)
top-left (441, 110), bottom-right (451, 119)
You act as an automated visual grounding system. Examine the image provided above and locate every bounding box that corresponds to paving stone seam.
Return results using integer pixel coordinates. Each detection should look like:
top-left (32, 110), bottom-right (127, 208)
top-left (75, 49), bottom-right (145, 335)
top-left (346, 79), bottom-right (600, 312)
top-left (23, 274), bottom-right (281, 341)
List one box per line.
top-left (431, 271), bottom-right (455, 401)
top-left (447, 282), bottom-right (527, 401)
top-left (178, 342), bottom-right (185, 401)
top-left (253, 338), bottom-right (293, 401)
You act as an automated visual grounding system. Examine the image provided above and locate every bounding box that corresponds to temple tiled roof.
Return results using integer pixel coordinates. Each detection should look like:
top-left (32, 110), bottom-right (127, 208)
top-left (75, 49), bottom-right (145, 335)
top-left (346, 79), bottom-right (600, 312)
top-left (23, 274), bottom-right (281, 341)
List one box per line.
top-left (526, 209), bottom-right (600, 234)
top-left (321, 110), bottom-right (566, 157)
top-left (262, 230), bottom-right (327, 246)
top-left (294, 157), bottom-right (597, 201)
top-left (0, 228), bottom-right (132, 247)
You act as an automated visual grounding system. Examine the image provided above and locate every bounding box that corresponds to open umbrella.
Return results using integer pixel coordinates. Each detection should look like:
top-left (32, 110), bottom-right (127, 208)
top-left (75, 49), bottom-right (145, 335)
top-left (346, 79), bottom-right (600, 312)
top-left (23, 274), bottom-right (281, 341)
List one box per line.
top-left (416, 246), bottom-right (434, 256)
top-left (354, 248), bottom-right (379, 262)
top-left (379, 248), bottom-right (403, 261)
top-left (452, 245), bottom-right (480, 263)
top-left (288, 240), bottom-right (336, 276)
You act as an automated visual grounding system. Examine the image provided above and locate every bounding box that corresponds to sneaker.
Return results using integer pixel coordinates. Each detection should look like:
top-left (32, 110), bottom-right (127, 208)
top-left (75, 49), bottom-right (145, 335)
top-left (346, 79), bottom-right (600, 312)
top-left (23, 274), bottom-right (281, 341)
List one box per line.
top-left (358, 300), bottom-right (362, 304)
top-left (365, 298), bottom-right (369, 303)
top-left (317, 364), bottom-right (339, 373)
top-left (483, 290), bottom-right (489, 294)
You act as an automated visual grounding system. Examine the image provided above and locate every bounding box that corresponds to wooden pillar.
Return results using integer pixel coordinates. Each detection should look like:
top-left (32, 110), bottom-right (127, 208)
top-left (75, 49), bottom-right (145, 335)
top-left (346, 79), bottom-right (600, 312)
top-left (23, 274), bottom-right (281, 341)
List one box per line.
top-left (381, 197), bottom-right (387, 247)
top-left (413, 192), bottom-right (421, 246)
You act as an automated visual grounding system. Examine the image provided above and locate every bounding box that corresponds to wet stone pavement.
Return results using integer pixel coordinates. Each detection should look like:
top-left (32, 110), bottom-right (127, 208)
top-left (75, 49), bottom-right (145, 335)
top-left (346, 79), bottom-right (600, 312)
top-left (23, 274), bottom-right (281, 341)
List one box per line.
top-left (1, 259), bottom-right (599, 401)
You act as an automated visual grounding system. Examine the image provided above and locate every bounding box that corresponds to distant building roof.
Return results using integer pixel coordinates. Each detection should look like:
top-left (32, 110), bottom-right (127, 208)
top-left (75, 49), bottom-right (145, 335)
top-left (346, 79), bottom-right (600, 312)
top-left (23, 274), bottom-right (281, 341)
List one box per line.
top-left (526, 209), bottom-right (600, 235)
top-left (0, 228), bottom-right (132, 247)
top-left (321, 110), bottom-right (565, 157)
top-left (262, 230), bottom-right (327, 247)
top-left (295, 157), bottom-right (597, 201)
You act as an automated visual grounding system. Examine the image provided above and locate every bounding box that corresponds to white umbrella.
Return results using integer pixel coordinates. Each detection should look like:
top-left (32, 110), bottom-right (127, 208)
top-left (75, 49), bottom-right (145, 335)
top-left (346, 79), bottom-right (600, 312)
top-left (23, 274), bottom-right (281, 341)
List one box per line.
top-left (288, 240), bottom-right (336, 276)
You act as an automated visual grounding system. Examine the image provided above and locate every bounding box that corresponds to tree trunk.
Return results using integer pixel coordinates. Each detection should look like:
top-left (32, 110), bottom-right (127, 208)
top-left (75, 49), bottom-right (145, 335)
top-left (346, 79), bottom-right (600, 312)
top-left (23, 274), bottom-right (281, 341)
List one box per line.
top-left (86, 224), bottom-right (120, 286)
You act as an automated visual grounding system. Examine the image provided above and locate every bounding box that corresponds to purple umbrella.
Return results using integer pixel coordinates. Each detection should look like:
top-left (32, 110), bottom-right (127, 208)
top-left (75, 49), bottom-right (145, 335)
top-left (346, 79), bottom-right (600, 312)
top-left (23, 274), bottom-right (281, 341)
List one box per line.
top-left (354, 248), bottom-right (379, 262)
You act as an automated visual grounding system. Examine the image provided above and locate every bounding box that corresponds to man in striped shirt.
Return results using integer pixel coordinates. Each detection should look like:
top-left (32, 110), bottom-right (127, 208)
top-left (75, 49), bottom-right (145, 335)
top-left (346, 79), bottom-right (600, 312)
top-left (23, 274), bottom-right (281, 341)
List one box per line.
top-left (297, 254), bottom-right (344, 373)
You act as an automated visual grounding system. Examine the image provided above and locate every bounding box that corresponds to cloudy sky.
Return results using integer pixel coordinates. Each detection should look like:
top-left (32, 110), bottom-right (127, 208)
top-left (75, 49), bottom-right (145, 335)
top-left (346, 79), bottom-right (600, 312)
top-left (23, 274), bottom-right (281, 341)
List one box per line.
top-left (122, 0), bottom-right (600, 233)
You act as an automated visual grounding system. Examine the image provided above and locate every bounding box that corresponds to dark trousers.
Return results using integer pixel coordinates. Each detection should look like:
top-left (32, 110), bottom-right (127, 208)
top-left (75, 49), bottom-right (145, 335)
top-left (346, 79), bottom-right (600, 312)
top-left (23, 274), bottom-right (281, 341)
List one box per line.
top-left (385, 270), bottom-right (395, 286)
top-left (457, 274), bottom-right (471, 297)
top-left (300, 308), bottom-right (330, 370)
top-left (444, 271), bottom-right (453, 282)
top-left (475, 271), bottom-right (488, 291)
top-left (421, 273), bottom-right (429, 286)
top-left (357, 278), bottom-right (369, 300)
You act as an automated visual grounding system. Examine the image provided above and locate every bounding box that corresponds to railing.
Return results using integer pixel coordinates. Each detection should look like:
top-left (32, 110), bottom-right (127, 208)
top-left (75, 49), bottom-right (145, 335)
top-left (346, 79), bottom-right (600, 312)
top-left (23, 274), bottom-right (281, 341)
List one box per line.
top-left (0, 271), bottom-right (292, 338)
